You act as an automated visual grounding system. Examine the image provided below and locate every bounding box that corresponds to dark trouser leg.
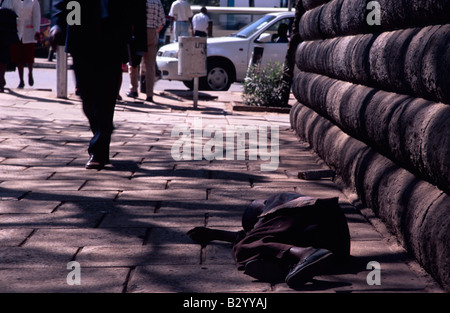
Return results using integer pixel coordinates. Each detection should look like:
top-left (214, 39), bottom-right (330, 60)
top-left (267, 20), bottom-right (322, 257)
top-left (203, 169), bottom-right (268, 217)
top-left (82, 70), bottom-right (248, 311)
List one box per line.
top-left (0, 63), bottom-right (6, 91)
top-left (72, 53), bottom-right (122, 162)
top-left (144, 28), bottom-right (158, 100)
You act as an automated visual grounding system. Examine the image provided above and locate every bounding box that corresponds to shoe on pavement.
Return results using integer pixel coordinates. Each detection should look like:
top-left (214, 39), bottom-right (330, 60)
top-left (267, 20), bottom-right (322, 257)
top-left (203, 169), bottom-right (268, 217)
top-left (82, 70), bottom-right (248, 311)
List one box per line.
top-left (126, 91), bottom-right (138, 98)
top-left (85, 155), bottom-right (108, 170)
top-left (285, 248), bottom-right (335, 288)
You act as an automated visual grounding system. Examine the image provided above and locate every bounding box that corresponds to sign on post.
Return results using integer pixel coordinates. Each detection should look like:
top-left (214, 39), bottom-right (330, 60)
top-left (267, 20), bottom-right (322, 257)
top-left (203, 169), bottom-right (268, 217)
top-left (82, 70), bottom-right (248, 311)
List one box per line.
top-left (178, 37), bottom-right (207, 108)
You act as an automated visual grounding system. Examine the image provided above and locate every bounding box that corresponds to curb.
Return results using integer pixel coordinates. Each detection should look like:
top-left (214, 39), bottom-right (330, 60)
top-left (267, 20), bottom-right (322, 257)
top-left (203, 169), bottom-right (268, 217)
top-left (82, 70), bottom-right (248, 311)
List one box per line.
top-left (34, 58), bottom-right (73, 69)
top-left (231, 101), bottom-right (291, 113)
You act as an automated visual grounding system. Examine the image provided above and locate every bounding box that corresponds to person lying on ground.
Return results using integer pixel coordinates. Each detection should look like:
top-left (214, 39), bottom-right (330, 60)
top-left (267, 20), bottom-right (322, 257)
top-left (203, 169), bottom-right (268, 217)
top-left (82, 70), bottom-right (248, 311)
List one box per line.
top-left (187, 192), bottom-right (351, 288)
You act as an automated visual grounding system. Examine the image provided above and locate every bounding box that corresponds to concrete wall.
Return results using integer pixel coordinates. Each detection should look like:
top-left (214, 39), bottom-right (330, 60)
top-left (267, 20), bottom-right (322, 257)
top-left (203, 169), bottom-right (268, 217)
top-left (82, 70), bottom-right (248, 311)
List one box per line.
top-left (289, 0), bottom-right (450, 291)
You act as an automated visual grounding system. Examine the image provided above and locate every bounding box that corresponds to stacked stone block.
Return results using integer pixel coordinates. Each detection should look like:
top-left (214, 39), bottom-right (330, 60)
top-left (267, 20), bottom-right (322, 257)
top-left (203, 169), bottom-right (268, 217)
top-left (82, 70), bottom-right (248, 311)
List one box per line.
top-left (290, 0), bottom-right (450, 291)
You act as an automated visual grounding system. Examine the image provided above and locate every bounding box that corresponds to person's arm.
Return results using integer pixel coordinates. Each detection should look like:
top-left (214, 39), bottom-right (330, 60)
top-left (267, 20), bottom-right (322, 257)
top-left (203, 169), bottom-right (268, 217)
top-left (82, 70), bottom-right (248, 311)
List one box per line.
top-left (51, 0), bottom-right (67, 28)
top-left (157, 2), bottom-right (165, 33)
top-left (168, 3), bottom-right (175, 33)
top-left (32, 1), bottom-right (41, 40)
top-left (169, 16), bottom-right (174, 33)
top-left (187, 227), bottom-right (240, 244)
top-left (207, 20), bottom-right (212, 37)
top-left (49, 0), bottom-right (68, 49)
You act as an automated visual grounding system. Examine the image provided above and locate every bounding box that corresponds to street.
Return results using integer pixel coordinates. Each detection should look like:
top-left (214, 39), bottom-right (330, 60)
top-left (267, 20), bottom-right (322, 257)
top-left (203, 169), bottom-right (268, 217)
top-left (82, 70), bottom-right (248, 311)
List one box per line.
top-left (3, 67), bottom-right (243, 98)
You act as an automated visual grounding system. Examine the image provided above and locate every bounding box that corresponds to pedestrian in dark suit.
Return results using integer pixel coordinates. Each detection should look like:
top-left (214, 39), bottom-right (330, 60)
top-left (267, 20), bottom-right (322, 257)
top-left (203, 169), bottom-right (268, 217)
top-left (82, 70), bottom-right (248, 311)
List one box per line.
top-left (50, 0), bottom-right (147, 169)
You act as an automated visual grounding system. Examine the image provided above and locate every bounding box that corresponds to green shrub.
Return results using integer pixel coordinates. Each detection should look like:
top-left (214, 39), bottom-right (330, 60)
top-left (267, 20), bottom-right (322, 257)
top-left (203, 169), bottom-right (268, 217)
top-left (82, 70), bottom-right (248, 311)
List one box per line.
top-left (242, 62), bottom-right (289, 107)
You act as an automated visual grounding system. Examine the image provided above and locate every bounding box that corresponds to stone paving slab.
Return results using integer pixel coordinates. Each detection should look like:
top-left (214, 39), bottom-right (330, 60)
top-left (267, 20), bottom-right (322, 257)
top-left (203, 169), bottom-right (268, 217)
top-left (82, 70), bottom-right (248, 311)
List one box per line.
top-left (0, 199), bottom-right (60, 214)
top-left (128, 264), bottom-right (271, 293)
top-left (22, 228), bottom-right (148, 247)
top-left (0, 211), bottom-right (104, 228)
top-left (0, 86), bottom-right (444, 293)
top-left (0, 246), bottom-right (78, 268)
top-left (75, 244), bottom-right (201, 267)
top-left (0, 228), bottom-right (34, 246)
top-left (0, 267), bottom-right (129, 293)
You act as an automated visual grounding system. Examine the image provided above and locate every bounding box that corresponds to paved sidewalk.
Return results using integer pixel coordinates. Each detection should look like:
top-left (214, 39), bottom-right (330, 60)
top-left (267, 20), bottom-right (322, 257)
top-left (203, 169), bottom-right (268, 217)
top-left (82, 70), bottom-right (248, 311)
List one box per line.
top-left (0, 83), bottom-right (443, 293)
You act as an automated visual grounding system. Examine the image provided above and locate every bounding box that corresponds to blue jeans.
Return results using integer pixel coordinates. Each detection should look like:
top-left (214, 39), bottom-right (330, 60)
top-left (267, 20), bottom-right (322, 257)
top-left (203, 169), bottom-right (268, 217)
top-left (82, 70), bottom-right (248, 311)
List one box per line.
top-left (174, 21), bottom-right (190, 42)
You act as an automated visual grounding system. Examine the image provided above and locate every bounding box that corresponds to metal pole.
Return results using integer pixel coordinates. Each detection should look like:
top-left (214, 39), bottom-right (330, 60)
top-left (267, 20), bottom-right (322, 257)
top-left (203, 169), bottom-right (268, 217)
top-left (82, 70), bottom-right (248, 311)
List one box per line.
top-left (56, 45), bottom-right (67, 99)
top-left (193, 77), bottom-right (199, 109)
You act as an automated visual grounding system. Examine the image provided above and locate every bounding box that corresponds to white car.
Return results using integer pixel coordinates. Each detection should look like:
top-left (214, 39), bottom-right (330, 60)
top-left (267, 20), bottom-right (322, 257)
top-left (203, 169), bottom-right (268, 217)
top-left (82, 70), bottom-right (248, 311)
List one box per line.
top-left (156, 11), bottom-right (295, 91)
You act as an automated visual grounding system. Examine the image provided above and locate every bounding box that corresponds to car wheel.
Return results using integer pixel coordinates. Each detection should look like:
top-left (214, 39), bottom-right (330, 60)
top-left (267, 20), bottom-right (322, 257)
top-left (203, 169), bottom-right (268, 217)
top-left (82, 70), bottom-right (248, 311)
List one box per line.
top-left (203, 61), bottom-right (232, 91)
top-left (182, 61), bottom-right (233, 91)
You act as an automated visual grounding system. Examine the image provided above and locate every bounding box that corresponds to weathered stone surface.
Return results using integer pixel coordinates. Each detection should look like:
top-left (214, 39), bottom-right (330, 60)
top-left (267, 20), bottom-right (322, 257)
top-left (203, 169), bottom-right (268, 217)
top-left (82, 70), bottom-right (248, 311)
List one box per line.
top-left (302, 0), bottom-right (330, 11)
top-left (369, 28), bottom-right (419, 93)
top-left (75, 244), bottom-right (200, 267)
top-left (290, 102), bottom-right (450, 291)
top-left (128, 264), bottom-right (270, 293)
top-left (23, 228), bottom-right (147, 247)
top-left (403, 0), bottom-right (450, 26)
top-left (338, 0), bottom-right (367, 35)
top-left (420, 25), bottom-right (450, 104)
top-left (299, 6), bottom-right (324, 40)
top-left (296, 27), bottom-right (450, 104)
top-left (413, 193), bottom-right (450, 292)
top-left (318, 0), bottom-right (344, 39)
top-left (0, 246), bottom-right (77, 268)
top-left (350, 33), bottom-right (377, 84)
top-left (0, 267), bottom-right (129, 293)
top-left (292, 72), bottom-right (450, 193)
top-left (300, 0), bottom-right (450, 40)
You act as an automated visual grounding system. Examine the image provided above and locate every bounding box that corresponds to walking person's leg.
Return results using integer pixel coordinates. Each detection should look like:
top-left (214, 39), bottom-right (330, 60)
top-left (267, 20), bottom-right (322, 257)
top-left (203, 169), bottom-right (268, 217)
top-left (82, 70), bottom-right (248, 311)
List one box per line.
top-left (0, 63), bottom-right (6, 92)
top-left (127, 64), bottom-right (140, 97)
top-left (144, 28), bottom-right (158, 102)
top-left (26, 43), bottom-right (36, 86)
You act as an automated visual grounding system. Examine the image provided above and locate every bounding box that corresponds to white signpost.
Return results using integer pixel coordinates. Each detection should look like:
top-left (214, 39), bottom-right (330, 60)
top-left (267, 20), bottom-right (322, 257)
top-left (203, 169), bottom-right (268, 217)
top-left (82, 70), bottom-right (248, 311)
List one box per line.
top-left (178, 36), bottom-right (207, 108)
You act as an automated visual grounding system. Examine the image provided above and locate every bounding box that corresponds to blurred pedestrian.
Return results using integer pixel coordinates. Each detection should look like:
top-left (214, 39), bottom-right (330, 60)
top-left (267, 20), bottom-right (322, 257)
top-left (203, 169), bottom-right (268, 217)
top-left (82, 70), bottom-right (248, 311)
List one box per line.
top-left (0, 0), bottom-right (19, 93)
top-left (168, 0), bottom-right (192, 42)
top-left (187, 193), bottom-right (351, 288)
top-left (125, 43), bottom-right (145, 99)
top-left (12, 0), bottom-right (41, 89)
top-left (50, 0), bottom-right (146, 169)
top-left (192, 6), bottom-right (211, 37)
top-left (142, 0), bottom-right (165, 102)
top-left (124, 0), bottom-right (147, 99)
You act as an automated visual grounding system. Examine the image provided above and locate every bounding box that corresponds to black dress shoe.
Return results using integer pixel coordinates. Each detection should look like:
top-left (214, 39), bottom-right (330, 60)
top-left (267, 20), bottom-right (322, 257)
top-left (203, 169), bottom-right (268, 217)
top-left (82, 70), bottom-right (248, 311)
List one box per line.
top-left (85, 155), bottom-right (107, 170)
top-left (285, 248), bottom-right (334, 288)
top-left (126, 91), bottom-right (138, 98)
top-left (145, 96), bottom-right (153, 102)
